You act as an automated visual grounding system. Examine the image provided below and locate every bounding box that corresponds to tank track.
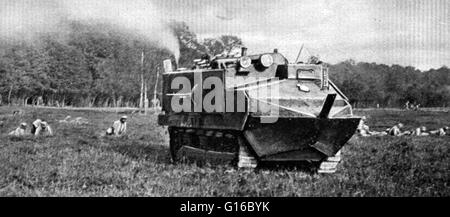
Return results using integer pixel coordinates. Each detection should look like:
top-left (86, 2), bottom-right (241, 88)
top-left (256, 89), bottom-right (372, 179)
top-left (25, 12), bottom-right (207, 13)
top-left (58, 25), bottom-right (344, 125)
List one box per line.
top-left (168, 127), bottom-right (258, 167)
top-left (168, 127), bottom-right (341, 172)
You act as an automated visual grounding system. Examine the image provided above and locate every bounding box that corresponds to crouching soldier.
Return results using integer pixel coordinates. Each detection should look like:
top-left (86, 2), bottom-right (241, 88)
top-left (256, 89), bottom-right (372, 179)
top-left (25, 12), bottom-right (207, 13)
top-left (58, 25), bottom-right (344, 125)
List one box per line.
top-left (357, 117), bottom-right (371, 137)
top-left (31, 119), bottom-right (53, 136)
top-left (357, 116), bottom-right (387, 136)
top-left (9, 122), bottom-right (28, 136)
top-left (106, 116), bottom-right (127, 137)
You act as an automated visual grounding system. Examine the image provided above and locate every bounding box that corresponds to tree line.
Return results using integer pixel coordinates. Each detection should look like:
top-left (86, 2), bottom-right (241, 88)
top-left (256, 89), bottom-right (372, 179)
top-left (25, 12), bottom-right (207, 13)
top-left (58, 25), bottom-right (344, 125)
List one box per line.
top-left (330, 60), bottom-right (450, 108)
top-left (0, 21), bottom-right (448, 108)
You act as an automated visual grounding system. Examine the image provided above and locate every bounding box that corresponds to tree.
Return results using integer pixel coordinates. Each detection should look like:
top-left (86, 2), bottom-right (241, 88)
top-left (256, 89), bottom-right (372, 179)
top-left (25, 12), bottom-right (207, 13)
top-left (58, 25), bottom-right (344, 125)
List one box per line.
top-left (203, 35), bottom-right (243, 56)
top-left (1, 20), bottom-right (447, 108)
top-left (330, 60), bottom-right (449, 108)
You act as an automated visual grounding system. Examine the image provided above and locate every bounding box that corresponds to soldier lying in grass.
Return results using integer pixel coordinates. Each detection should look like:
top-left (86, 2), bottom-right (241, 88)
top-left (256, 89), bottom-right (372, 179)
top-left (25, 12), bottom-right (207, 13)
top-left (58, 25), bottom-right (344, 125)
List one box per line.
top-left (9, 122), bottom-right (28, 136)
top-left (428, 126), bottom-right (449, 136)
top-left (59, 116), bottom-right (89, 125)
top-left (385, 123), bottom-right (409, 136)
top-left (411, 126), bottom-right (430, 136)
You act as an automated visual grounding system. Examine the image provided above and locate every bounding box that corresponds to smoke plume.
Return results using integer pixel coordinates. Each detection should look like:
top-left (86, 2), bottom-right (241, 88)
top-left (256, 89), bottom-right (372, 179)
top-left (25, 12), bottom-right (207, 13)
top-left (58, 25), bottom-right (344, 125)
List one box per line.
top-left (0, 0), bottom-right (180, 60)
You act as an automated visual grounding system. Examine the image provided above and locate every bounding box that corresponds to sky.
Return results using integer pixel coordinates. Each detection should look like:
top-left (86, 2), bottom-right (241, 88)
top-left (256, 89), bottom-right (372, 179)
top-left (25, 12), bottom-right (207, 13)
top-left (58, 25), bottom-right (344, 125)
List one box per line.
top-left (154, 0), bottom-right (450, 70)
top-left (0, 0), bottom-right (180, 59)
top-left (0, 0), bottom-right (448, 70)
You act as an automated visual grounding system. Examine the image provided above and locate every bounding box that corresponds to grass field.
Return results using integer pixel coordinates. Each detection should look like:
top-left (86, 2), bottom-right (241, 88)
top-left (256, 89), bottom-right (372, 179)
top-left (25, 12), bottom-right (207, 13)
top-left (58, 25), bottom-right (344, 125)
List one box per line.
top-left (0, 106), bottom-right (448, 196)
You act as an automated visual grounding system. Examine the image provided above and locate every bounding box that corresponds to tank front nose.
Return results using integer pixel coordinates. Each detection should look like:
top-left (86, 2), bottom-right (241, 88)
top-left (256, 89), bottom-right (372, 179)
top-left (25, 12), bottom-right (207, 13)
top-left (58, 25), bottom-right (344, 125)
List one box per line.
top-left (243, 116), bottom-right (360, 161)
top-left (243, 117), bottom-right (321, 158)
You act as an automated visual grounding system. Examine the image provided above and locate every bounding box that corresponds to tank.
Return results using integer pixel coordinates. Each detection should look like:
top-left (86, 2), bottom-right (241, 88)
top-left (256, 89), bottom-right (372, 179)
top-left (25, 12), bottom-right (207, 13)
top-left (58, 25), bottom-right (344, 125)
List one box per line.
top-left (158, 48), bottom-right (361, 173)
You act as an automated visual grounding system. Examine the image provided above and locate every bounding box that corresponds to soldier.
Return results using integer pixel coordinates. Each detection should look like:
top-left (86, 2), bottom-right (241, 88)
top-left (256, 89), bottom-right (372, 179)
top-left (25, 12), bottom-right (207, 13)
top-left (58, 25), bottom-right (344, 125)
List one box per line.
top-left (106, 116), bottom-right (127, 136)
top-left (357, 117), bottom-right (387, 136)
top-left (357, 116), bottom-right (371, 137)
top-left (412, 126), bottom-right (429, 136)
top-left (429, 126), bottom-right (449, 136)
top-left (71, 117), bottom-right (89, 125)
top-left (31, 119), bottom-right (53, 136)
top-left (386, 123), bottom-right (406, 136)
top-left (9, 122), bottom-right (28, 136)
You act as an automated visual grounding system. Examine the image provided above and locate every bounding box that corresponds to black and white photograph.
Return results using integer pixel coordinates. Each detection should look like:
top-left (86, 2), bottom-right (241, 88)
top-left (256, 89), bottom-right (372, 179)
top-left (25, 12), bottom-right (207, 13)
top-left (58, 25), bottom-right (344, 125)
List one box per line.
top-left (0, 0), bottom-right (448, 205)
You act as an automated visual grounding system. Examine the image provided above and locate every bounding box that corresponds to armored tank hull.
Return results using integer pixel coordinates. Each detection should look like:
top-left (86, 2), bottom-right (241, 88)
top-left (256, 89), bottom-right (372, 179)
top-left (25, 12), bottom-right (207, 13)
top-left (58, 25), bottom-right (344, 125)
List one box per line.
top-left (158, 49), bottom-right (360, 173)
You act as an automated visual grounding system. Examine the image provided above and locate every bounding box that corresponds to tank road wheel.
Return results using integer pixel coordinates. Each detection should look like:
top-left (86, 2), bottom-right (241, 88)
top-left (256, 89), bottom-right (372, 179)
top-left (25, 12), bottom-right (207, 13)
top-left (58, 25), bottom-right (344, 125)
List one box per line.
top-left (168, 128), bottom-right (246, 165)
top-left (237, 136), bottom-right (258, 169)
top-left (317, 150), bottom-right (342, 173)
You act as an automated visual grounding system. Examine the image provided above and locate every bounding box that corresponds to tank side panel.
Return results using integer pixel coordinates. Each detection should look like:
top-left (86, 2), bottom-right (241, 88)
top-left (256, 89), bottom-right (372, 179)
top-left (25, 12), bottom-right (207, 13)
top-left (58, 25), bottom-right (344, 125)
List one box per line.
top-left (159, 69), bottom-right (249, 130)
top-left (158, 112), bottom-right (247, 131)
top-left (161, 70), bottom-right (225, 113)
